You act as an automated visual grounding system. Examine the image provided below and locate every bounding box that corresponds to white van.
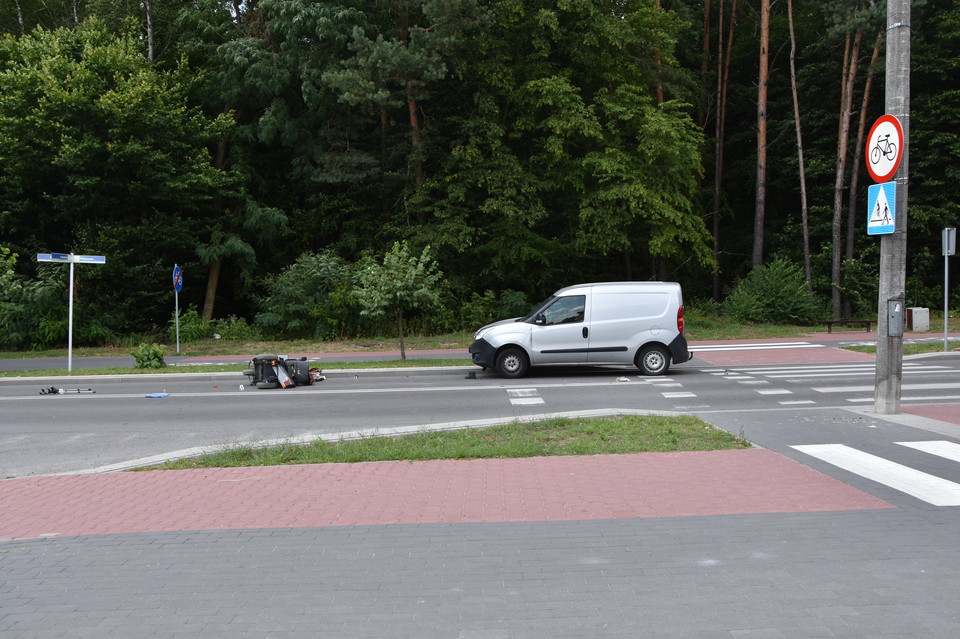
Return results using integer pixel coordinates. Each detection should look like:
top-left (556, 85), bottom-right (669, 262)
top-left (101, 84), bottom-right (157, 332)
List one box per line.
top-left (468, 282), bottom-right (691, 378)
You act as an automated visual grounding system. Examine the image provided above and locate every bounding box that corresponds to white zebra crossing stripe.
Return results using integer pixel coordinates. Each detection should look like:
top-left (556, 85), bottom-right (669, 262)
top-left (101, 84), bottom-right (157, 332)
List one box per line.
top-left (791, 444), bottom-right (960, 506)
top-left (507, 389), bottom-right (544, 405)
top-left (897, 441), bottom-right (960, 464)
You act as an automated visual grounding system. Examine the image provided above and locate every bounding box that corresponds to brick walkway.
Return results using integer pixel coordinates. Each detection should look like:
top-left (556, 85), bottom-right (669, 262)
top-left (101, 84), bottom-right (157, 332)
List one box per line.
top-left (0, 449), bottom-right (891, 540)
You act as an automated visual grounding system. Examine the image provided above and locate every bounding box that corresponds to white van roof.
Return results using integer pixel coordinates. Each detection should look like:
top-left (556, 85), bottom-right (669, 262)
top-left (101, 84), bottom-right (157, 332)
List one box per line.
top-left (553, 281), bottom-right (681, 296)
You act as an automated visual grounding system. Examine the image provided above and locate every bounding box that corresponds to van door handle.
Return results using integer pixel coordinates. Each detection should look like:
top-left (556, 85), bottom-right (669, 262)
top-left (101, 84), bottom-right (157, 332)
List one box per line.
top-left (582, 327), bottom-right (588, 339)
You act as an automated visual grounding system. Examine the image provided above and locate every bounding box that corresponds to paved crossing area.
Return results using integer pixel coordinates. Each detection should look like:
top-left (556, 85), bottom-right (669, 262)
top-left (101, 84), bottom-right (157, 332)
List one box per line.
top-left (3, 338), bottom-right (960, 639)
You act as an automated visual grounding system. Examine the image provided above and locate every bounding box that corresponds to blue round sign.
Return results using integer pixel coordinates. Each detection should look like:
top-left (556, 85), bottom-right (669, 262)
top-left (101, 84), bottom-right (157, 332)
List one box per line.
top-left (172, 265), bottom-right (183, 292)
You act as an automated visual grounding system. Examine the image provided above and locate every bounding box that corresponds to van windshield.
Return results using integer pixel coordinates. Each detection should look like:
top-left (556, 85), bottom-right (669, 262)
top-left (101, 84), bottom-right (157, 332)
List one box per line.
top-left (518, 295), bottom-right (556, 322)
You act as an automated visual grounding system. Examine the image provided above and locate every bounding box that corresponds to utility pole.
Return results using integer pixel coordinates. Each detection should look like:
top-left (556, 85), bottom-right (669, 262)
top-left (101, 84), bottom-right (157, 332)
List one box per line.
top-left (874, 0), bottom-right (910, 414)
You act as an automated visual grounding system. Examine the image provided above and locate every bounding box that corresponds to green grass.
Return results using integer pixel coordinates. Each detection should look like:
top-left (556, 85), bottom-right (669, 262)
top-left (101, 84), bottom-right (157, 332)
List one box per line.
top-left (0, 358), bottom-right (474, 378)
top-left (143, 414), bottom-right (751, 471)
top-left (844, 341), bottom-right (960, 356)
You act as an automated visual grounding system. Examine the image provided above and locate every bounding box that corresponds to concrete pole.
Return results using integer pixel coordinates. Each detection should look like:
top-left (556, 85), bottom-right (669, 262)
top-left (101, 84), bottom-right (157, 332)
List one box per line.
top-left (874, 0), bottom-right (910, 414)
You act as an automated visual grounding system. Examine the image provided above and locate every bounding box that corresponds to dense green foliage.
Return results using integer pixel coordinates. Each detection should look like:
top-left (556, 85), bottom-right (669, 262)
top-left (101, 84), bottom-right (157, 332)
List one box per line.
top-left (130, 342), bottom-right (166, 369)
top-left (0, 0), bottom-right (958, 349)
top-left (722, 258), bottom-right (824, 324)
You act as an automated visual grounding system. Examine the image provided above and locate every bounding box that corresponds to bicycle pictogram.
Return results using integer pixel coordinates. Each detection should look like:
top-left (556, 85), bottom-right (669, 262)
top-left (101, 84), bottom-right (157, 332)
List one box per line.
top-left (870, 133), bottom-right (897, 166)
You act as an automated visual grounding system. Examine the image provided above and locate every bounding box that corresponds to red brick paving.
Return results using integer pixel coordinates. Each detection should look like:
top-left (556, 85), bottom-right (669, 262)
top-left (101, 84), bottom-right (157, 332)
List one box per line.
top-left (902, 404), bottom-right (960, 425)
top-left (0, 449), bottom-right (892, 540)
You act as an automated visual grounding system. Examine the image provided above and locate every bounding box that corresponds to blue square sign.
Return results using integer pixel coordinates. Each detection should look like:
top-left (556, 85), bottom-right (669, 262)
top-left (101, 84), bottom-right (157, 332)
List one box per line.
top-left (867, 182), bottom-right (896, 235)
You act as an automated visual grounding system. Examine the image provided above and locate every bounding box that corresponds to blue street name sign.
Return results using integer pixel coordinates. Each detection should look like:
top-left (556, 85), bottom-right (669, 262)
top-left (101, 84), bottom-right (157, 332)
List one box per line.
top-left (36, 253), bottom-right (106, 264)
top-left (36, 253), bottom-right (71, 262)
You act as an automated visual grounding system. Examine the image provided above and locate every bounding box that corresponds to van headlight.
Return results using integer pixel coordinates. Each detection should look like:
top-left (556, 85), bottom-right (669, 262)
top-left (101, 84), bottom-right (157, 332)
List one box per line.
top-left (474, 326), bottom-right (491, 341)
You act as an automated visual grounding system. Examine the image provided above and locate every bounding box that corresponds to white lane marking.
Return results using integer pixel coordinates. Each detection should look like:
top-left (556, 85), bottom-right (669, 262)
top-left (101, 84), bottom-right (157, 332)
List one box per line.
top-left (772, 369), bottom-right (959, 380)
top-left (791, 444), bottom-right (960, 506)
top-left (756, 389), bottom-right (792, 395)
top-left (779, 400), bottom-right (817, 405)
top-left (507, 388), bottom-right (544, 405)
top-left (693, 342), bottom-right (823, 351)
top-left (662, 392), bottom-right (697, 398)
top-left (846, 395), bottom-right (960, 403)
top-left (814, 382), bottom-right (960, 394)
top-left (897, 441), bottom-right (960, 463)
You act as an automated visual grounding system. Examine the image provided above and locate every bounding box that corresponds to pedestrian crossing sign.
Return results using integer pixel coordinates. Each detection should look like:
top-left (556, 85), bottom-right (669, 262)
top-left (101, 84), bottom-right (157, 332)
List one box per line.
top-left (867, 182), bottom-right (896, 235)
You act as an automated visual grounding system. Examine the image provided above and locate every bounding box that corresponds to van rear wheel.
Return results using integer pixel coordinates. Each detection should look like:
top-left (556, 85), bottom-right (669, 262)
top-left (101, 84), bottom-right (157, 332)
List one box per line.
top-left (495, 347), bottom-right (529, 378)
top-left (636, 345), bottom-right (670, 376)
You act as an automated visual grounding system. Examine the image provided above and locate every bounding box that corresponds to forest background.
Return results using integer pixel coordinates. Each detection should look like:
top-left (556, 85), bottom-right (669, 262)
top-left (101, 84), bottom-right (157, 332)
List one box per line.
top-left (0, 0), bottom-right (958, 350)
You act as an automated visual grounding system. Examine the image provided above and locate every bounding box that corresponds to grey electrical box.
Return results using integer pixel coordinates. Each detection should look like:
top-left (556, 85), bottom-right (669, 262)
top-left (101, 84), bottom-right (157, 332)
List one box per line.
top-left (944, 228), bottom-right (957, 256)
top-left (888, 300), bottom-right (904, 336)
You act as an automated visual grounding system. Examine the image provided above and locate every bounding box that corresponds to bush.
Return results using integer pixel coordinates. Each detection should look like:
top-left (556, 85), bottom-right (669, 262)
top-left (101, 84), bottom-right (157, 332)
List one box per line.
top-left (254, 251), bottom-right (362, 340)
top-left (131, 342), bottom-right (166, 368)
top-left (170, 307), bottom-right (212, 343)
top-left (459, 289), bottom-right (531, 330)
top-left (722, 258), bottom-right (824, 324)
top-left (212, 315), bottom-right (261, 340)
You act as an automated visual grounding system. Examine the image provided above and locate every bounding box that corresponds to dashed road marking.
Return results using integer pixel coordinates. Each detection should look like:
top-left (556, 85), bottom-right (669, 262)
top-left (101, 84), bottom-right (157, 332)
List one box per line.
top-left (507, 389), bottom-right (544, 405)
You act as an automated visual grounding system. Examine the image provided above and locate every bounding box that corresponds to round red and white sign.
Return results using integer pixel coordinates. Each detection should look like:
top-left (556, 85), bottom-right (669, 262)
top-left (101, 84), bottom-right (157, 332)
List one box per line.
top-left (865, 114), bottom-right (903, 183)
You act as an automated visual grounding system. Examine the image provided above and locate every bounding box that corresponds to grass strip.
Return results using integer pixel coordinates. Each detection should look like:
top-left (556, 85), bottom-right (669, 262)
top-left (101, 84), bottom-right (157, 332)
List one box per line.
top-left (844, 341), bottom-right (960, 356)
top-left (0, 359), bottom-right (474, 378)
top-left (147, 414), bottom-right (750, 470)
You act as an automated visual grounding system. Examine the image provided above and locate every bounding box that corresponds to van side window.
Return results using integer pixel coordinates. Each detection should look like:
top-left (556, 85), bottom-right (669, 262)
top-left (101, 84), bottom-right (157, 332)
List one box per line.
top-left (541, 295), bottom-right (585, 325)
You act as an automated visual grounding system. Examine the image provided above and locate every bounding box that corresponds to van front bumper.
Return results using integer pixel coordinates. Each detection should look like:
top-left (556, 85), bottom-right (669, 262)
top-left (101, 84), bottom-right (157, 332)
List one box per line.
top-left (468, 338), bottom-right (496, 368)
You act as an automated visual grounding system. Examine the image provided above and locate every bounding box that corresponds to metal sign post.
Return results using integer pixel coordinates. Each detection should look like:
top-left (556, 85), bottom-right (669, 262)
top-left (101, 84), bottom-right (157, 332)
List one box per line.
top-left (36, 253), bottom-right (107, 373)
top-left (172, 264), bottom-right (183, 354)
top-left (944, 228), bottom-right (956, 351)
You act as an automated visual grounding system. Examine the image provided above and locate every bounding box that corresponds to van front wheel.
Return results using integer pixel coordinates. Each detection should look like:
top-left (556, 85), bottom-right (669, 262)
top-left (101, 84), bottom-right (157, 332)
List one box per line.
top-left (495, 347), bottom-right (529, 378)
top-left (636, 345), bottom-right (670, 376)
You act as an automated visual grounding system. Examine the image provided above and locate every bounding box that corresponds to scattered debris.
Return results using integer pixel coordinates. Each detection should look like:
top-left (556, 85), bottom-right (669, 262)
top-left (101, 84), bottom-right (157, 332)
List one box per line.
top-left (465, 371), bottom-right (476, 379)
top-left (39, 387), bottom-right (95, 395)
top-left (242, 354), bottom-right (323, 390)
top-left (144, 393), bottom-right (169, 398)
top-left (617, 377), bottom-right (631, 382)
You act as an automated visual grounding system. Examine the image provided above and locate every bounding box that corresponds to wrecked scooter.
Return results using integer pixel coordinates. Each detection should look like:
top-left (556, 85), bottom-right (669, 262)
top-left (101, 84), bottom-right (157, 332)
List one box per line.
top-left (242, 354), bottom-right (323, 389)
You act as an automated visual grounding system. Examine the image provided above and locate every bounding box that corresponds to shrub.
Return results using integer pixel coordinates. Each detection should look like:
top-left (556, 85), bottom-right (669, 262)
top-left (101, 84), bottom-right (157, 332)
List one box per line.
top-left (254, 251), bottom-right (360, 340)
top-left (722, 258), bottom-right (824, 324)
top-left (131, 342), bottom-right (166, 368)
top-left (212, 315), bottom-right (261, 340)
top-left (170, 307), bottom-right (213, 343)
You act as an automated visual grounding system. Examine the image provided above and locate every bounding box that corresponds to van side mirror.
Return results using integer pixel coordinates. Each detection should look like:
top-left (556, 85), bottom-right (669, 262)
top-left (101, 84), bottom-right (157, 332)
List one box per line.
top-left (534, 313), bottom-right (546, 325)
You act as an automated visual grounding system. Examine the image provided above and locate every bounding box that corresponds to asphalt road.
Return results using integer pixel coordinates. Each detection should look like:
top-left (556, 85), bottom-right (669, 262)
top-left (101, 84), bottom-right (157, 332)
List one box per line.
top-left (2, 344), bottom-right (959, 479)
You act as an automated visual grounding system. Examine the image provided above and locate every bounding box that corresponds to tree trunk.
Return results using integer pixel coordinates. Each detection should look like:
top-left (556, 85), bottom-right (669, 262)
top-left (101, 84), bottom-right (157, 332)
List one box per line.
top-left (144, 0), bottom-right (155, 64)
top-left (202, 257), bottom-right (221, 321)
top-left (654, 1), bottom-right (665, 104)
top-left (752, 0), bottom-right (770, 268)
top-left (14, 0), bottom-right (24, 33)
top-left (787, 0), bottom-right (812, 292)
top-left (843, 31), bottom-right (882, 317)
top-left (832, 30), bottom-right (863, 318)
top-left (397, 310), bottom-right (406, 360)
top-left (201, 122), bottom-right (231, 321)
top-left (711, 0), bottom-right (724, 300)
top-left (712, 0), bottom-right (739, 300)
